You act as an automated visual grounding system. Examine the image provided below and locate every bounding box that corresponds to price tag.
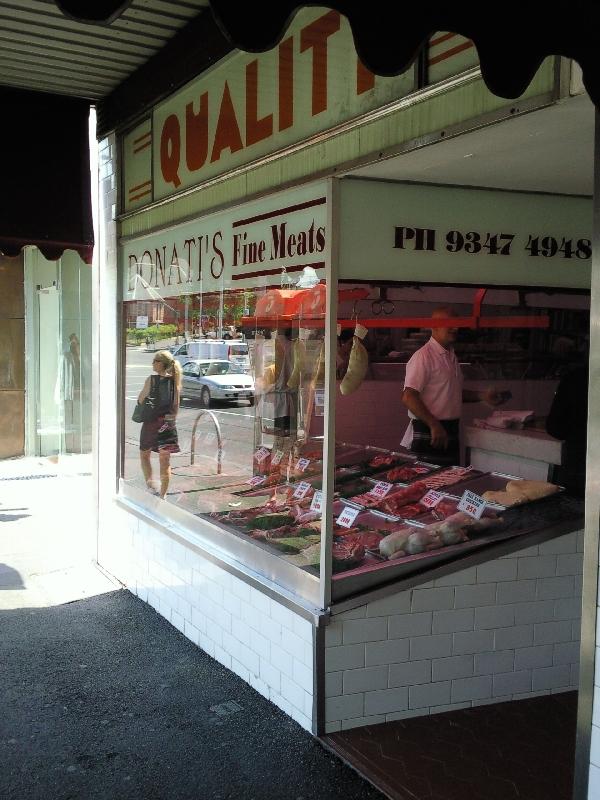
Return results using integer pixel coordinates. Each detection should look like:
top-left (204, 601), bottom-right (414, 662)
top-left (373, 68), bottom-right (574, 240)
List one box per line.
top-left (295, 458), bottom-right (311, 472)
top-left (335, 505), bottom-right (360, 529)
top-left (245, 475), bottom-right (266, 486)
top-left (293, 480), bottom-right (312, 499)
top-left (458, 490), bottom-right (486, 519)
top-left (420, 490), bottom-right (444, 509)
top-left (310, 490), bottom-right (323, 513)
top-left (254, 447), bottom-right (270, 464)
top-left (314, 389), bottom-right (325, 417)
top-left (368, 481), bottom-right (393, 499)
top-left (271, 449), bottom-right (284, 466)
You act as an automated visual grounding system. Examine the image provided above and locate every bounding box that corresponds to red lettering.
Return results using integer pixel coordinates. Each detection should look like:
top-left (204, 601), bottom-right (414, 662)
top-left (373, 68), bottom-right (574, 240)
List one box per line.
top-left (211, 82), bottom-right (244, 163)
top-left (160, 115), bottom-right (181, 187)
top-left (278, 36), bottom-right (294, 131)
top-left (185, 92), bottom-right (209, 171)
top-left (299, 10), bottom-right (341, 116)
top-left (246, 60), bottom-right (273, 146)
top-left (357, 59), bottom-right (375, 95)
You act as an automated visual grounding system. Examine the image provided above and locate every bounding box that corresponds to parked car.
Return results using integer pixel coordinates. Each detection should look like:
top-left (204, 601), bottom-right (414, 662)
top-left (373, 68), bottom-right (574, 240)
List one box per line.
top-left (172, 340), bottom-right (251, 372)
top-left (181, 359), bottom-right (255, 407)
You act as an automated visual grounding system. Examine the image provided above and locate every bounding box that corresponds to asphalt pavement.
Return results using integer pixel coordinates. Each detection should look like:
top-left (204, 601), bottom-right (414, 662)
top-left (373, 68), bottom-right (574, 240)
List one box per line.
top-left (0, 457), bottom-right (381, 800)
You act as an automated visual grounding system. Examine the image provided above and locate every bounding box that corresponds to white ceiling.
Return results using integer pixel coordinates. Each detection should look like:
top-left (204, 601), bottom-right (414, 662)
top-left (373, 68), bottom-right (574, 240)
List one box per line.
top-left (346, 92), bottom-right (595, 197)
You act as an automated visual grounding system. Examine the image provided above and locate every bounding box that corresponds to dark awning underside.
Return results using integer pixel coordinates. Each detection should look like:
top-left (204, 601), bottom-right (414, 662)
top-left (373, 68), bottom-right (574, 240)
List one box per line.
top-left (0, 88), bottom-right (93, 264)
top-left (209, 0), bottom-right (600, 107)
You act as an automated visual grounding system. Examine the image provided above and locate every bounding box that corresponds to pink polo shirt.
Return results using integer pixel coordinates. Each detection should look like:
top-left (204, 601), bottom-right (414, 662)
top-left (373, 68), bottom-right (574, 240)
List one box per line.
top-left (401, 336), bottom-right (463, 447)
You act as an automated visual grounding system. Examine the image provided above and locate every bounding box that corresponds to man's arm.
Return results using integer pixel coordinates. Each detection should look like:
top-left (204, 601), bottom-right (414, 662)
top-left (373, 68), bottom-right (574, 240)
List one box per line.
top-left (402, 387), bottom-right (449, 449)
top-left (463, 388), bottom-right (504, 405)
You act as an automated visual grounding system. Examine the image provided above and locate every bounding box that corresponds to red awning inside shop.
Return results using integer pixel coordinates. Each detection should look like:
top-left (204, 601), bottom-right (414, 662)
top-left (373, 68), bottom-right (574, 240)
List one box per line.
top-left (209, 1), bottom-right (600, 108)
top-left (0, 88), bottom-right (94, 265)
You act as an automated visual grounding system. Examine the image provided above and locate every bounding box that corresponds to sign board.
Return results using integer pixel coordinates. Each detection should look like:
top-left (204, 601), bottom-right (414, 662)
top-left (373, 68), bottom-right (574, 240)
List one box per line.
top-left (135, 315), bottom-right (149, 329)
top-left (339, 181), bottom-right (592, 288)
top-left (122, 7), bottom-right (416, 211)
top-left (121, 181), bottom-right (327, 299)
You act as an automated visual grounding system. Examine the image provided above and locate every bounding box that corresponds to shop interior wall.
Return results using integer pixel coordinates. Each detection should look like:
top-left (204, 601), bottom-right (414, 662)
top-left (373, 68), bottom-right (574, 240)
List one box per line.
top-left (0, 253), bottom-right (25, 458)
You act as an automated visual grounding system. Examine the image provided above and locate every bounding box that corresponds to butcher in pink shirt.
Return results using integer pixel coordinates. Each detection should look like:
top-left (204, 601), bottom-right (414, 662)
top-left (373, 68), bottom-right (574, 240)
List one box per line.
top-left (401, 307), bottom-right (503, 464)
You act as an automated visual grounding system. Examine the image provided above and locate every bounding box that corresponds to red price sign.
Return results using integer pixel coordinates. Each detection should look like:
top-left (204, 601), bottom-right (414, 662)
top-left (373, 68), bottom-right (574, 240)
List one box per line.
top-left (246, 475), bottom-right (266, 486)
top-left (368, 481), bottom-right (393, 499)
top-left (458, 490), bottom-right (486, 519)
top-left (420, 490), bottom-right (444, 509)
top-left (254, 447), bottom-right (270, 464)
top-left (295, 458), bottom-right (311, 472)
top-left (271, 449), bottom-right (284, 466)
top-left (310, 490), bottom-right (323, 513)
top-left (336, 505), bottom-right (360, 529)
top-left (293, 481), bottom-right (312, 499)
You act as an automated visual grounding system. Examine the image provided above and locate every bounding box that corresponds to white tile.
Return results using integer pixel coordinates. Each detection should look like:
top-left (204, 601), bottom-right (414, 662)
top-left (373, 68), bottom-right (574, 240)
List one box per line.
top-left (281, 628), bottom-right (306, 660)
top-left (434, 566), bottom-right (477, 586)
top-left (341, 715), bottom-right (386, 730)
top-left (554, 597), bottom-right (582, 621)
top-left (433, 608), bottom-right (474, 634)
top-left (474, 650), bottom-right (514, 676)
top-left (325, 692), bottom-right (365, 722)
top-left (532, 664), bottom-right (571, 692)
top-left (213, 645), bottom-right (231, 670)
top-left (281, 675), bottom-right (306, 714)
top-left (170, 609), bottom-right (185, 634)
top-left (451, 675), bottom-right (492, 703)
top-left (230, 657), bottom-right (250, 683)
top-left (303, 641), bottom-right (313, 669)
top-left (576, 531), bottom-right (584, 553)
top-left (432, 655), bottom-right (474, 682)
top-left (366, 592), bottom-right (412, 617)
top-left (364, 687), bottom-right (408, 716)
top-left (389, 659), bottom-right (432, 687)
top-left (326, 644), bottom-right (365, 673)
top-left (183, 620), bottom-right (200, 646)
top-left (212, 605), bottom-right (232, 634)
top-left (222, 631), bottom-right (242, 663)
top-left (411, 587), bottom-right (455, 612)
top-left (474, 605), bottom-right (515, 630)
top-left (386, 708), bottom-right (429, 721)
top-left (230, 578), bottom-right (251, 604)
top-left (247, 671), bottom-right (270, 699)
top-left (271, 642), bottom-right (294, 678)
top-left (237, 642), bottom-right (260, 675)
top-left (343, 666), bottom-right (389, 694)
top-left (517, 555), bottom-right (557, 579)
top-left (409, 680), bottom-right (452, 709)
top-left (231, 617), bottom-right (251, 647)
top-left (513, 600), bottom-right (555, 625)
top-left (206, 620), bottom-right (224, 648)
top-left (454, 584), bottom-right (496, 609)
top-left (304, 691), bottom-right (314, 720)
top-left (288, 704), bottom-right (312, 732)
top-left (337, 606), bottom-right (367, 620)
top-left (223, 592), bottom-right (242, 619)
top-left (250, 587), bottom-right (272, 615)
top-left (269, 689), bottom-right (292, 718)
top-left (249, 629), bottom-right (270, 660)
top-left (553, 641), bottom-right (581, 666)
top-left (514, 645), bottom-right (554, 670)
top-left (365, 638), bottom-right (410, 667)
top-left (495, 625), bottom-right (533, 650)
top-left (410, 634), bottom-right (452, 661)
top-left (493, 670), bottom-right (532, 696)
top-left (430, 702), bottom-right (472, 714)
top-left (325, 672), bottom-right (343, 697)
top-left (259, 615), bottom-right (283, 645)
top-left (293, 615), bottom-right (314, 643)
top-left (325, 624), bottom-right (343, 647)
top-left (240, 602), bottom-right (261, 632)
top-left (476, 560), bottom-right (517, 583)
top-left (293, 659), bottom-right (313, 694)
top-left (343, 617), bottom-right (388, 644)
top-left (389, 611), bottom-right (432, 639)
top-left (591, 725), bottom-right (600, 769)
top-left (536, 576), bottom-right (576, 601)
top-left (497, 580), bottom-right (537, 604)
top-left (259, 659), bottom-right (281, 692)
top-left (534, 620), bottom-right (573, 646)
top-left (198, 633), bottom-right (215, 658)
top-left (453, 630), bottom-right (494, 656)
top-left (538, 533), bottom-right (578, 555)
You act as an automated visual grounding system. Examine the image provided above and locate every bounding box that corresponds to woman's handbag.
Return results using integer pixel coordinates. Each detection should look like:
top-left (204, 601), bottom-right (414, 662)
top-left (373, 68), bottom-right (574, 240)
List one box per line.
top-left (132, 375), bottom-right (159, 423)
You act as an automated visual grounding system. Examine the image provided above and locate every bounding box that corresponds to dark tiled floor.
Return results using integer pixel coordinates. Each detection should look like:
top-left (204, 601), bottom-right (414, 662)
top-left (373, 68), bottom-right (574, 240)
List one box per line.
top-left (322, 692), bottom-right (577, 800)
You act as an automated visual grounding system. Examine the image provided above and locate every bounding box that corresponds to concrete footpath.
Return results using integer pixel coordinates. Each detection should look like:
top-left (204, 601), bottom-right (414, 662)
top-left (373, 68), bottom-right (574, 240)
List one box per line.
top-left (0, 457), bottom-right (381, 800)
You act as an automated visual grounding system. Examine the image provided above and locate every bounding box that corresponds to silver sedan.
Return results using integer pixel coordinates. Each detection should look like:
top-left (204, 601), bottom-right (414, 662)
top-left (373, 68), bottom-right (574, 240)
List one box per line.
top-left (181, 359), bottom-right (255, 407)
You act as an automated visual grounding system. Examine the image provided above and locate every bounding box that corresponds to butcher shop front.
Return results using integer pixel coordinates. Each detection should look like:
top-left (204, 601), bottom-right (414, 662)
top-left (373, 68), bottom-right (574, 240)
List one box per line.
top-left (95, 10), bottom-right (594, 796)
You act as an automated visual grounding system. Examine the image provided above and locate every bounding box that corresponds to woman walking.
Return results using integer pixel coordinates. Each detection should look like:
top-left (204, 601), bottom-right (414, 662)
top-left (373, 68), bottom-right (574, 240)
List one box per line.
top-left (138, 350), bottom-right (182, 498)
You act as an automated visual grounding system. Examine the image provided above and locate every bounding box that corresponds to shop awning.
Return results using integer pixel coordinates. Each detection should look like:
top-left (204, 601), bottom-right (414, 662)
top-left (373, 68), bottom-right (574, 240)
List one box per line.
top-left (0, 88), bottom-right (93, 264)
top-left (209, 1), bottom-right (600, 107)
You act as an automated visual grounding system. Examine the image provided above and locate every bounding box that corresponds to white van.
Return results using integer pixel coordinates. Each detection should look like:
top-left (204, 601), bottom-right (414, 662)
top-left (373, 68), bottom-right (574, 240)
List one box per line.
top-left (171, 339), bottom-right (251, 372)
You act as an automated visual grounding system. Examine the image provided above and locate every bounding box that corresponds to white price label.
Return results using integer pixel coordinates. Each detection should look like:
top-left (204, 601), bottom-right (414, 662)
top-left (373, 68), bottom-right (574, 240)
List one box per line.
top-left (420, 490), bottom-right (444, 509)
top-left (246, 475), bottom-right (266, 486)
top-left (310, 490), bottom-right (323, 513)
top-left (335, 505), bottom-right (360, 529)
top-left (254, 447), bottom-right (270, 464)
top-left (293, 481), bottom-right (312, 499)
top-left (458, 490), bottom-right (486, 519)
top-left (271, 449), bottom-right (284, 466)
top-left (368, 481), bottom-right (393, 499)
top-left (295, 458), bottom-right (311, 472)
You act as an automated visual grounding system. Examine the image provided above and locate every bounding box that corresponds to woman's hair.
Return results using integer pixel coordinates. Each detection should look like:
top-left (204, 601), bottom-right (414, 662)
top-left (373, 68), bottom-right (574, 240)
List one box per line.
top-left (154, 350), bottom-right (182, 389)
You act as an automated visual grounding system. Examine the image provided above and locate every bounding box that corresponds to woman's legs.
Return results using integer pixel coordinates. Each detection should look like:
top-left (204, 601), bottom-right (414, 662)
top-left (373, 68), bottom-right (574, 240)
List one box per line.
top-left (140, 449), bottom-right (155, 489)
top-left (159, 450), bottom-right (171, 498)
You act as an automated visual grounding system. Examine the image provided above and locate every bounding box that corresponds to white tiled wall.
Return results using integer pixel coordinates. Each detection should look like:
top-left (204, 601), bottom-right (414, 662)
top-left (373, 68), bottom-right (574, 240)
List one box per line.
top-left (590, 636), bottom-right (600, 798)
top-left (99, 505), bottom-right (315, 732)
top-left (324, 531), bottom-right (584, 733)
